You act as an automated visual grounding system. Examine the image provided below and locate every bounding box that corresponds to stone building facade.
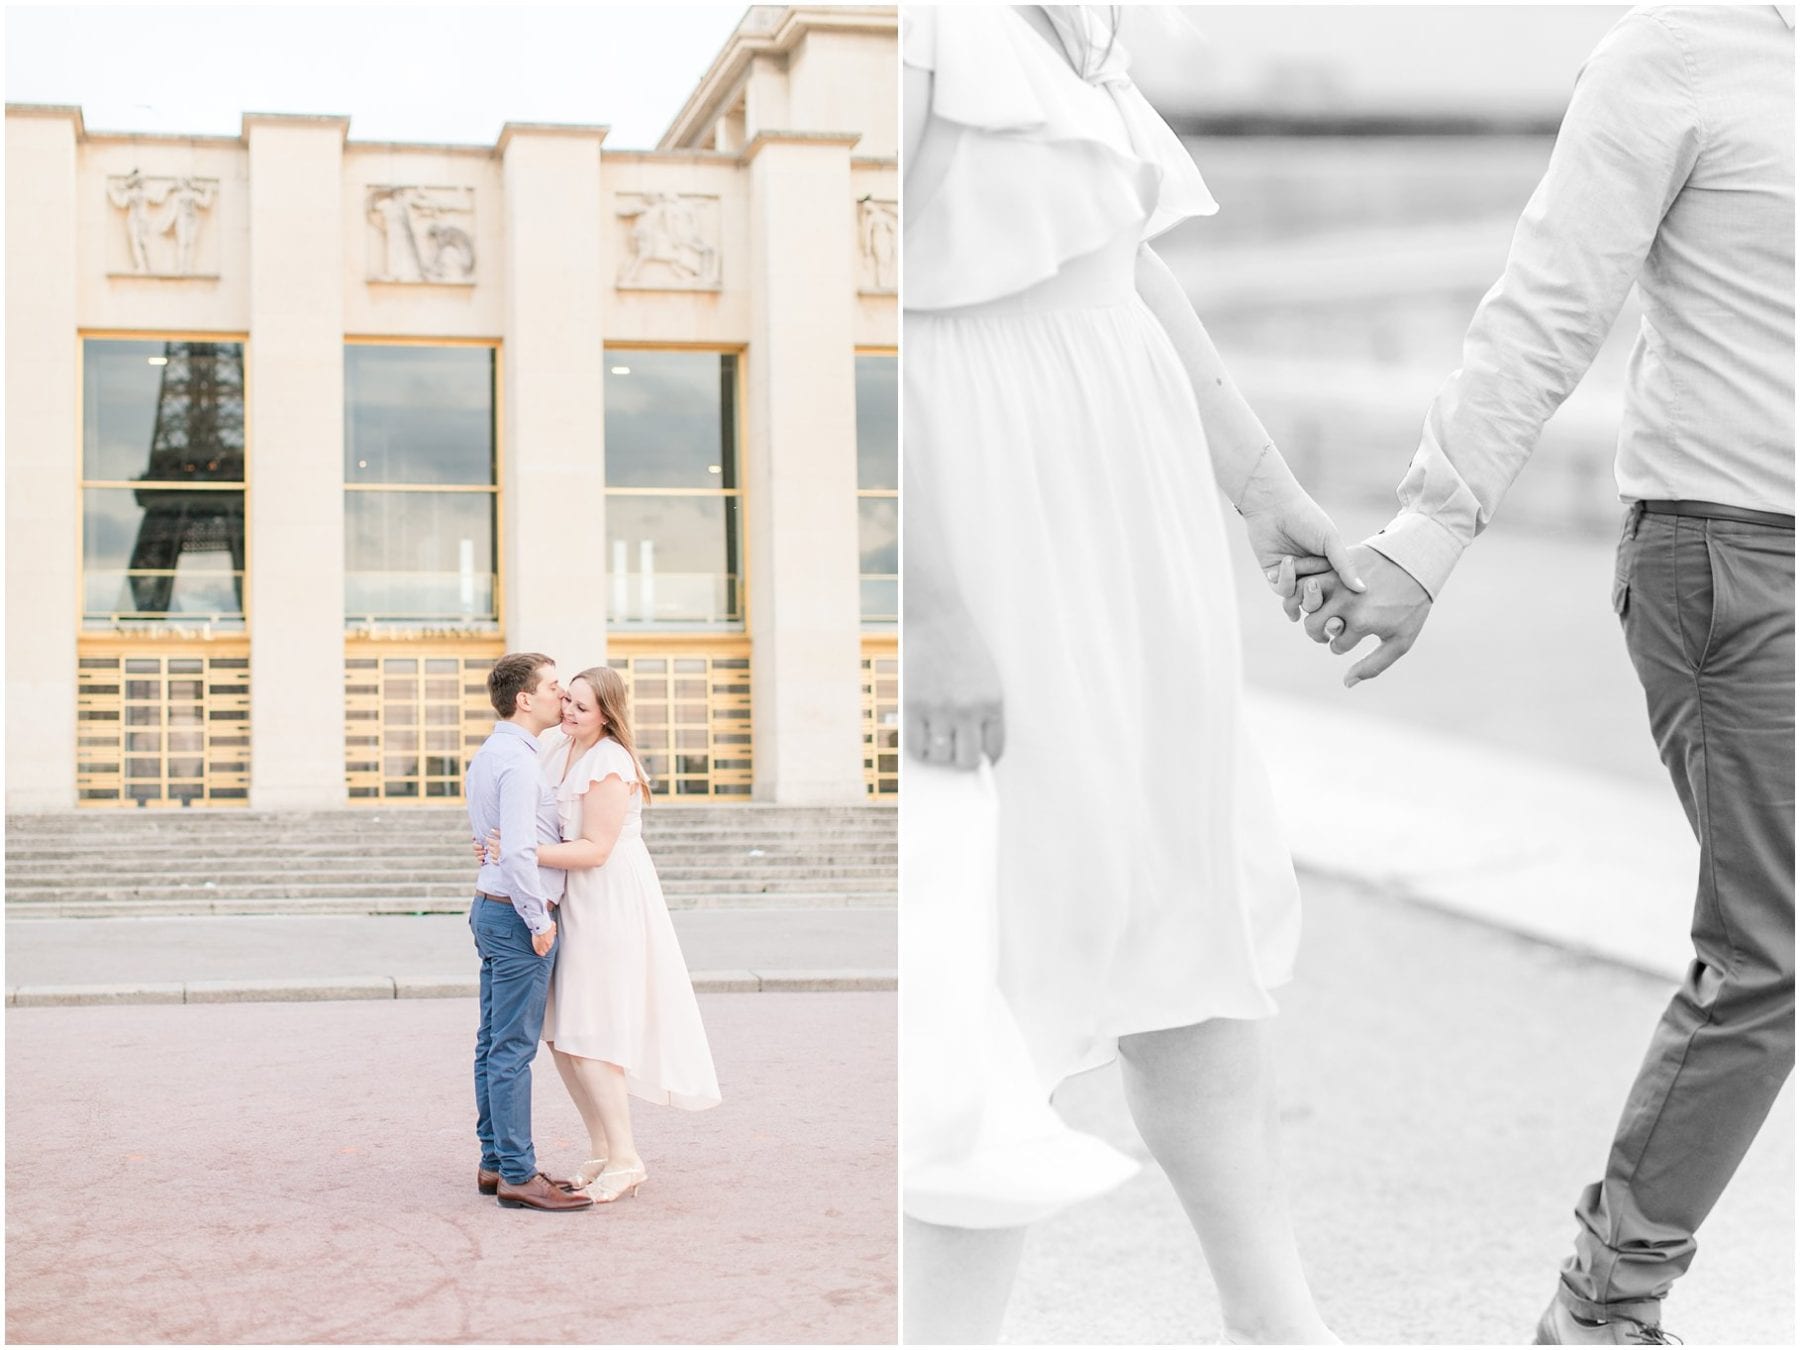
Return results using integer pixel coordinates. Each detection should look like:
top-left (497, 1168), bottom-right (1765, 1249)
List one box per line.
top-left (5, 5), bottom-right (898, 812)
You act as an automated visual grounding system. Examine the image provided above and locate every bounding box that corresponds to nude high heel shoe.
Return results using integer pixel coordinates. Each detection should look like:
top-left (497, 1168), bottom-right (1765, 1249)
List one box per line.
top-left (558, 1158), bottom-right (609, 1193)
top-left (590, 1163), bottom-right (648, 1202)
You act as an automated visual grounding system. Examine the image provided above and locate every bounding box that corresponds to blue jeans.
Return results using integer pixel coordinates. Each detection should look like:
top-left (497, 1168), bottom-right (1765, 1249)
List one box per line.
top-left (469, 897), bottom-right (556, 1185)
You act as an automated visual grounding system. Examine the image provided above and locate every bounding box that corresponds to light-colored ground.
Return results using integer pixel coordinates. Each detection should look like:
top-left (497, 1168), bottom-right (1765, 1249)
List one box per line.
top-left (1001, 873), bottom-right (1794, 1346)
top-left (5, 906), bottom-right (895, 990)
top-left (1229, 511), bottom-right (1663, 793)
top-left (5, 992), bottom-right (897, 1345)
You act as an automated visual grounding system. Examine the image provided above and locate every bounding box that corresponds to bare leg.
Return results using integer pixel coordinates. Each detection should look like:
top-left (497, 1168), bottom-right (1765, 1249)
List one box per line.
top-left (563, 1055), bottom-right (641, 1173)
top-left (1118, 1018), bottom-right (1336, 1345)
top-left (902, 1217), bottom-right (1029, 1345)
top-left (550, 1046), bottom-right (608, 1175)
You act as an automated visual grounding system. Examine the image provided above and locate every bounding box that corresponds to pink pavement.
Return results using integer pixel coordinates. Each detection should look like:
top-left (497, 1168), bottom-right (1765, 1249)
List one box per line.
top-left (6, 992), bottom-right (897, 1344)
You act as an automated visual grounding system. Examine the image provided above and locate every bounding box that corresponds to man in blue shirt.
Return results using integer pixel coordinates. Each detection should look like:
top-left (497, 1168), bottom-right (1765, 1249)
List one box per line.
top-left (465, 652), bottom-right (590, 1213)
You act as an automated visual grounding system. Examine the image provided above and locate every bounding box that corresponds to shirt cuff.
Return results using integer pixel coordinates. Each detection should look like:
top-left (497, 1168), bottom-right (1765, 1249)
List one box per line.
top-left (1364, 511), bottom-right (1465, 601)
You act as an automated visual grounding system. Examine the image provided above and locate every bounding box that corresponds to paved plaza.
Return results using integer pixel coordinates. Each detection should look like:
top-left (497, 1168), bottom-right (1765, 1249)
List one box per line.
top-left (6, 991), bottom-right (897, 1345)
top-left (1003, 873), bottom-right (1795, 1346)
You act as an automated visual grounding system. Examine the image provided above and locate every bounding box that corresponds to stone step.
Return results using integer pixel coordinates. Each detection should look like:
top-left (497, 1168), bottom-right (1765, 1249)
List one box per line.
top-left (5, 831), bottom-right (895, 854)
top-left (4, 872), bottom-right (899, 903)
top-left (3, 864), bottom-right (898, 893)
top-left (6, 806), bottom-right (895, 830)
top-left (7, 827), bottom-right (894, 848)
top-left (0, 849), bottom-right (896, 871)
top-left (4, 892), bottom-right (897, 920)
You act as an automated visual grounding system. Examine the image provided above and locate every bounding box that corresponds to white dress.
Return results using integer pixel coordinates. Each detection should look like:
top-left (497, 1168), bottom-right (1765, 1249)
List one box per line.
top-left (901, 7), bottom-right (1301, 1227)
top-left (539, 729), bottom-right (721, 1111)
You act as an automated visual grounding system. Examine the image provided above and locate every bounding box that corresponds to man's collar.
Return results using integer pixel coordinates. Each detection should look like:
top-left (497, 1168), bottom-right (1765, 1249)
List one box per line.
top-left (1779, 5), bottom-right (1795, 31)
top-left (492, 719), bottom-right (540, 744)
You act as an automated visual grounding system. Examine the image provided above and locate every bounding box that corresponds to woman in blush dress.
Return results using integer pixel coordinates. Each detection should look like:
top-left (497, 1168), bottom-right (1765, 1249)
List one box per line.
top-left (902, 6), bottom-right (1354, 1343)
top-left (486, 666), bottom-right (720, 1203)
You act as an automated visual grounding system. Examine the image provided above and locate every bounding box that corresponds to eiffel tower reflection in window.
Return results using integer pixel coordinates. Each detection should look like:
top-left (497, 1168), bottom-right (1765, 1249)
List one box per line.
top-left (127, 342), bottom-right (245, 615)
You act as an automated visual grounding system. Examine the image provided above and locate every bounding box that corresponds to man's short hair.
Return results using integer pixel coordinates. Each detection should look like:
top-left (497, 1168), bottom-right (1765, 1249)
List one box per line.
top-left (488, 652), bottom-right (554, 719)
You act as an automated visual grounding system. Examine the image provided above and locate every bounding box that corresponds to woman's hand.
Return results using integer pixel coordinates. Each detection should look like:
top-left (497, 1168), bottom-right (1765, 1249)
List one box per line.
top-left (1235, 452), bottom-right (1365, 602)
top-left (470, 835), bottom-right (485, 866)
top-left (904, 591), bottom-right (1004, 771)
top-left (483, 828), bottom-right (501, 864)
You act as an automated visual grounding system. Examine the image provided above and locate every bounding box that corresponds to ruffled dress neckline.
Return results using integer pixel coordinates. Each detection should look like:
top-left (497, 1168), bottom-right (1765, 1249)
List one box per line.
top-left (902, 5), bottom-right (1217, 312)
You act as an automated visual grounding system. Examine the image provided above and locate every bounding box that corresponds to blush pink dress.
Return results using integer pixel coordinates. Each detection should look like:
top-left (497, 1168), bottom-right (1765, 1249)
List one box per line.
top-left (539, 729), bottom-right (721, 1111)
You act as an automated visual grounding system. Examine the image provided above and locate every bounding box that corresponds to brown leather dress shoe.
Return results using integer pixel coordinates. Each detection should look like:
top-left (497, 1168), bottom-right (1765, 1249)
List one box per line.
top-left (478, 1167), bottom-right (500, 1195)
top-left (496, 1172), bottom-right (594, 1212)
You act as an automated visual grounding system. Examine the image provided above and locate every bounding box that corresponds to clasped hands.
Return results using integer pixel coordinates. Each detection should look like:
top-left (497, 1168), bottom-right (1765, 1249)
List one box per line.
top-left (1237, 465), bottom-right (1432, 688)
top-left (1265, 542), bottom-right (1432, 688)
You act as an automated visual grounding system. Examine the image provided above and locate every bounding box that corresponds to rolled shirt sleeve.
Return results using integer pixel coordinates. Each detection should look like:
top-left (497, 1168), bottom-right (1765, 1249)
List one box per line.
top-left (496, 759), bottom-right (553, 935)
top-left (1368, 12), bottom-right (1704, 598)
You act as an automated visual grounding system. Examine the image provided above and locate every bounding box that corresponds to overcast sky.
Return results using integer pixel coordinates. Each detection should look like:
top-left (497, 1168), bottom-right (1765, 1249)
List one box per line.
top-left (4, 5), bottom-right (748, 149)
top-left (5, 5), bottom-right (1636, 147)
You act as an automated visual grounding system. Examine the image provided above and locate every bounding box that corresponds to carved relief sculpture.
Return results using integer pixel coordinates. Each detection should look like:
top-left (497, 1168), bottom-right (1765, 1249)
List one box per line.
top-left (858, 196), bottom-right (898, 293)
top-left (106, 170), bottom-right (220, 277)
top-left (365, 185), bottom-right (477, 284)
top-left (616, 192), bottom-right (721, 289)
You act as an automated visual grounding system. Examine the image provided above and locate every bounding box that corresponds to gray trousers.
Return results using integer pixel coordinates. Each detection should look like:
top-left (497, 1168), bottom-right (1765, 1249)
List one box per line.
top-left (1560, 507), bottom-right (1795, 1321)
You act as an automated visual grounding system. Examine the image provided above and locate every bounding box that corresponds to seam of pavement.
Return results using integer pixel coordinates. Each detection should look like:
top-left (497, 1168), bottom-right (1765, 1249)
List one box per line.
top-left (6, 968), bottom-right (897, 1007)
top-left (1244, 689), bottom-right (1695, 982)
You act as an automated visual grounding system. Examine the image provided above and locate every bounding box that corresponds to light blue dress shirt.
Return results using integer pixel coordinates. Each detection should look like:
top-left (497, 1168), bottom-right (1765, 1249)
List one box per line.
top-left (464, 720), bottom-right (566, 936)
top-left (1372, 4), bottom-right (1796, 598)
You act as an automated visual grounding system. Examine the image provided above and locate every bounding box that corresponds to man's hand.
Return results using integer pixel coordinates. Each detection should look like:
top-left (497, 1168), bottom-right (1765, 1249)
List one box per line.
top-left (1284, 544), bottom-right (1432, 687)
top-left (531, 922), bottom-right (556, 958)
top-left (904, 592), bottom-right (1003, 770)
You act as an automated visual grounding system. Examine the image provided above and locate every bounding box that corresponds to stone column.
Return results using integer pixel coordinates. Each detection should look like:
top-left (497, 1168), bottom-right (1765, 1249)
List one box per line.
top-left (497, 124), bottom-right (608, 671)
top-left (5, 107), bottom-right (82, 810)
top-left (245, 115), bottom-right (348, 809)
top-left (743, 131), bottom-right (864, 803)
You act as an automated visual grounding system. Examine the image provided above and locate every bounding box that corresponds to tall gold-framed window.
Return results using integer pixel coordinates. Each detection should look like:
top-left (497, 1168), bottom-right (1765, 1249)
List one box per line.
top-left (344, 642), bottom-right (501, 801)
top-left (861, 636), bottom-right (898, 799)
top-left (855, 351), bottom-right (898, 627)
top-left (342, 340), bottom-right (501, 803)
top-left (605, 636), bottom-right (753, 799)
top-left (81, 338), bottom-right (246, 630)
top-left (77, 335), bottom-right (251, 808)
top-left (344, 341), bottom-right (500, 629)
top-left (603, 348), bottom-right (743, 629)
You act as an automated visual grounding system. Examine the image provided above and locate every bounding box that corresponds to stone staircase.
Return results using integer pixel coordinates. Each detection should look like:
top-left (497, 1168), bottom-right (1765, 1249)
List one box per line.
top-left (3, 805), bottom-right (897, 919)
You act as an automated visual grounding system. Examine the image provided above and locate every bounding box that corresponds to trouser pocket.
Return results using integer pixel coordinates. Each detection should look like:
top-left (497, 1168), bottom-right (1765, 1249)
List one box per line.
top-left (1673, 522), bottom-right (1721, 670)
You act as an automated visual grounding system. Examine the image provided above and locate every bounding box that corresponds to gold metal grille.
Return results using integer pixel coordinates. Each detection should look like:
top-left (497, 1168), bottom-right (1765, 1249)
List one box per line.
top-left (75, 644), bottom-right (251, 807)
top-left (344, 641), bottom-right (501, 801)
top-left (605, 640), bottom-right (753, 799)
top-left (861, 638), bottom-right (899, 798)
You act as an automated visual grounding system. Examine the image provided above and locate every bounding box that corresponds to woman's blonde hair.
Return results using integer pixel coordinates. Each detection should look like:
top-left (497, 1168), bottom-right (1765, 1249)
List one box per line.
top-left (572, 665), bottom-right (653, 802)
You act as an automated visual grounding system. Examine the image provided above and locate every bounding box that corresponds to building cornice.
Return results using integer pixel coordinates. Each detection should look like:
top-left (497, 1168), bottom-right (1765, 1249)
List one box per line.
top-left (241, 112), bottom-right (351, 143)
top-left (659, 5), bottom-right (897, 151)
top-left (346, 139), bottom-right (497, 159)
top-left (6, 103), bottom-right (86, 135)
top-left (740, 129), bottom-right (861, 164)
top-left (494, 121), bottom-right (610, 157)
top-left (603, 149), bottom-right (743, 167)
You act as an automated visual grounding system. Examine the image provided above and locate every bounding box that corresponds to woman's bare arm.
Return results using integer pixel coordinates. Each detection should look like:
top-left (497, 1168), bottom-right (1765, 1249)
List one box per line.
top-left (537, 776), bottom-right (633, 870)
top-left (1135, 243), bottom-right (1363, 590)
